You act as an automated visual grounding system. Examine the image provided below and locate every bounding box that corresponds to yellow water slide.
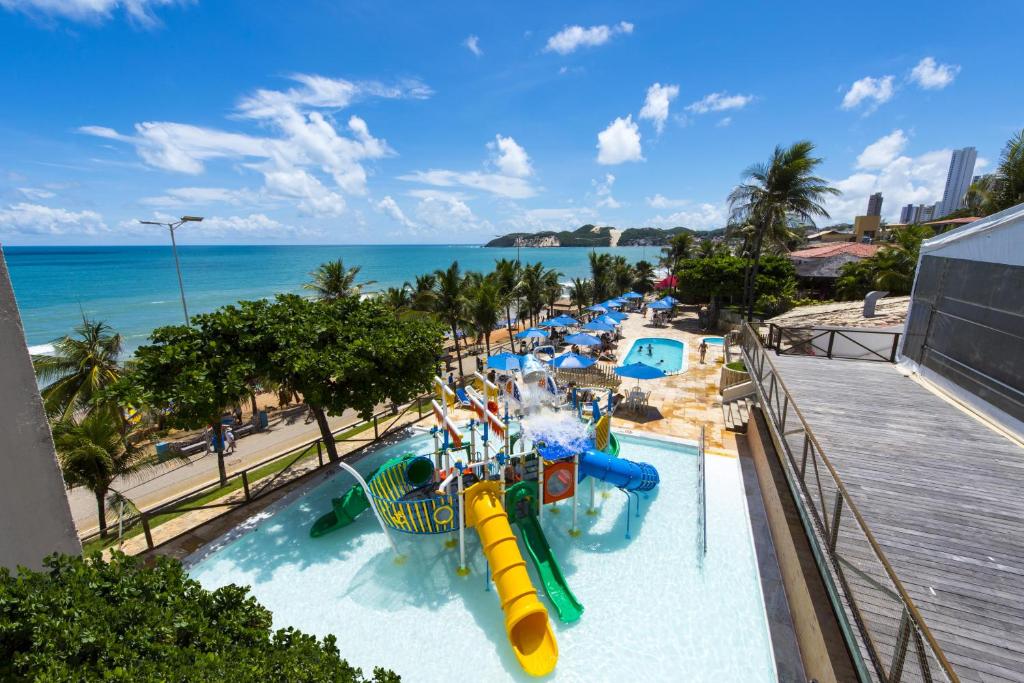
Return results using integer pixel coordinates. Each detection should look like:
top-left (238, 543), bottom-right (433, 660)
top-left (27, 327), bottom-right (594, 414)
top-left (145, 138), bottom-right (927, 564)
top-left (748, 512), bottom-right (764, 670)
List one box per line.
top-left (463, 481), bottom-right (558, 677)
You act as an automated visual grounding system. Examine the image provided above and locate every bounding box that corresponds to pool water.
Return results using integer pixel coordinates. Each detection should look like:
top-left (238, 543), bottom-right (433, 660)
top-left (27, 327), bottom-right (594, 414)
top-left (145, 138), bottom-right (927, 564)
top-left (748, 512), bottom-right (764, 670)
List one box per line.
top-left (622, 337), bottom-right (687, 373)
top-left (189, 432), bottom-right (776, 682)
top-left (702, 337), bottom-right (725, 345)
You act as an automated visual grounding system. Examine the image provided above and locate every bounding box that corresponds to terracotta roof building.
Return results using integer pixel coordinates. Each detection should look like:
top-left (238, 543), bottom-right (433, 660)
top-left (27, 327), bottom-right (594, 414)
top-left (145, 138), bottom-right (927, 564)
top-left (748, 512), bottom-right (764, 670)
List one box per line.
top-left (788, 242), bottom-right (880, 296)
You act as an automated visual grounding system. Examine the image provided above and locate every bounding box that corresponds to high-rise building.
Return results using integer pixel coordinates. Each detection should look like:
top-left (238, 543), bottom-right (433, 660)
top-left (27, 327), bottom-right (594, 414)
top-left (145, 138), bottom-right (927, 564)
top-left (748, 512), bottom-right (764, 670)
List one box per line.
top-left (900, 203), bottom-right (915, 224)
top-left (900, 203), bottom-right (937, 224)
top-left (936, 146), bottom-right (977, 218)
top-left (866, 192), bottom-right (883, 216)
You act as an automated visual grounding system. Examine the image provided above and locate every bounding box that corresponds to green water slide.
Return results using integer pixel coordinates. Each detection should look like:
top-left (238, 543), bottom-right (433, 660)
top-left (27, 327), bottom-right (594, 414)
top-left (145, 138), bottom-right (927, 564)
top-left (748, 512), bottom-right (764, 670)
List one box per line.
top-left (505, 481), bottom-right (584, 623)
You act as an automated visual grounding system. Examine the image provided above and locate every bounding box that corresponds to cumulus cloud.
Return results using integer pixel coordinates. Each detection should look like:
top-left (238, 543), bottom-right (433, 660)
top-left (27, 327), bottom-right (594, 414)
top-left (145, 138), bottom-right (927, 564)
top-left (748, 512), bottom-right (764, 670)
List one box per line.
top-left (414, 195), bottom-right (488, 232)
top-left (399, 169), bottom-right (536, 199)
top-left (825, 133), bottom-right (958, 222)
top-left (646, 202), bottom-right (726, 230)
top-left (544, 21), bottom-right (633, 55)
top-left (129, 211), bottom-right (311, 240)
top-left (0, 0), bottom-right (190, 26)
top-left (638, 83), bottom-right (679, 134)
top-left (502, 206), bottom-right (599, 233)
top-left (0, 202), bottom-right (106, 236)
top-left (596, 115), bottom-right (643, 165)
top-left (686, 92), bottom-right (754, 114)
top-left (376, 195), bottom-right (416, 228)
top-left (464, 35), bottom-right (482, 56)
top-left (81, 74), bottom-right (426, 217)
top-left (488, 135), bottom-right (533, 178)
top-left (909, 57), bottom-right (959, 90)
top-left (592, 174), bottom-right (620, 208)
top-left (140, 186), bottom-right (264, 207)
top-left (856, 129), bottom-right (908, 169)
top-left (841, 75), bottom-right (895, 112)
top-left (645, 194), bottom-right (689, 209)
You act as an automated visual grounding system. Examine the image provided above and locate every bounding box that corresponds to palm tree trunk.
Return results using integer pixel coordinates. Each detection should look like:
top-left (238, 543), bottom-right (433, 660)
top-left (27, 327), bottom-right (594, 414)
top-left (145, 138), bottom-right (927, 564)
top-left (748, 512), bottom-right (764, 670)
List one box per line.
top-left (309, 404), bottom-right (339, 461)
top-left (485, 332), bottom-right (491, 356)
top-left (451, 324), bottom-right (464, 376)
top-left (745, 228), bottom-right (767, 322)
top-left (95, 489), bottom-right (109, 539)
top-left (248, 391), bottom-right (260, 431)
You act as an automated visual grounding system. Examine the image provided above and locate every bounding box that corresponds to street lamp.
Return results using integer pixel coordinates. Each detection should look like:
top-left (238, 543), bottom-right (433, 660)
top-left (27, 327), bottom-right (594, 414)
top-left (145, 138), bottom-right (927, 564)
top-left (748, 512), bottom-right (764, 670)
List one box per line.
top-left (139, 215), bottom-right (203, 325)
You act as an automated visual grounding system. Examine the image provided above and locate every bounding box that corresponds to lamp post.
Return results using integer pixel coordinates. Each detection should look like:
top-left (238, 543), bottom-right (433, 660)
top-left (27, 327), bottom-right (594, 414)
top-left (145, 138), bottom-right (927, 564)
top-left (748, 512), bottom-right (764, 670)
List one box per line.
top-left (139, 216), bottom-right (203, 326)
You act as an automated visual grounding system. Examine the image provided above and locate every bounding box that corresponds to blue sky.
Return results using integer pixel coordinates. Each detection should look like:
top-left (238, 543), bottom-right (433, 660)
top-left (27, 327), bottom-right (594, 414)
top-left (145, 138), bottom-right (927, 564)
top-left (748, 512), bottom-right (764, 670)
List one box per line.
top-left (0, 0), bottom-right (1021, 245)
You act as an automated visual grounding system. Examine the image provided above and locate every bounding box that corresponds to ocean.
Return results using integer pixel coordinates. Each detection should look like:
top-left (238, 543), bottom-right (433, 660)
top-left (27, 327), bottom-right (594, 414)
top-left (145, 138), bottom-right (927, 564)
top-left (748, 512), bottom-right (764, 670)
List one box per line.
top-left (4, 244), bottom-right (653, 355)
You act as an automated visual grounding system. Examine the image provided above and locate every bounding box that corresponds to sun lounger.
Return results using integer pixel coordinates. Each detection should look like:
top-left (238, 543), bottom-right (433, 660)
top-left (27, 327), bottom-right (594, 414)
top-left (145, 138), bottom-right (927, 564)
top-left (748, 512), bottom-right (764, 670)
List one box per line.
top-left (455, 387), bottom-right (471, 407)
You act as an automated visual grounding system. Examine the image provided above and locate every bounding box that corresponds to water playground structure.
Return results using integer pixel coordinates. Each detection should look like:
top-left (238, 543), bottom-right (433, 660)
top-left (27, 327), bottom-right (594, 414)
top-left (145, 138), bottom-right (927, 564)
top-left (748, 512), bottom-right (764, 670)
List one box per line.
top-left (310, 366), bottom-right (660, 677)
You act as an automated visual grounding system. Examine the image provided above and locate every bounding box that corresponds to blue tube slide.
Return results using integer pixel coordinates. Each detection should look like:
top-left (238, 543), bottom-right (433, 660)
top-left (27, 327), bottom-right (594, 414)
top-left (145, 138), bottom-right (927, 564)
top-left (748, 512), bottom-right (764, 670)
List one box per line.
top-left (578, 449), bottom-right (659, 492)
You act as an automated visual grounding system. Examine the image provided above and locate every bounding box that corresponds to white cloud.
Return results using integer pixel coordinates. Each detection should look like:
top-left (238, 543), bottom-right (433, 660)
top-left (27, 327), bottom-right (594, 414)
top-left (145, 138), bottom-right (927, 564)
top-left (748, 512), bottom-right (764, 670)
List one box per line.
top-left (686, 92), bottom-right (754, 114)
top-left (415, 196), bottom-right (488, 232)
top-left (638, 83), bottom-right (679, 134)
top-left (140, 186), bottom-right (263, 207)
top-left (17, 187), bottom-right (56, 199)
top-left (647, 202), bottom-right (726, 230)
top-left (909, 57), bottom-right (959, 90)
top-left (596, 115), bottom-right (643, 165)
top-left (716, 117), bottom-right (732, 128)
top-left (375, 195), bottom-right (416, 228)
top-left (856, 129), bottom-right (908, 169)
top-left (502, 206), bottom-right (598, 232)
top-left (645, 194), bottom-right (689, 209)
top-left (406, 188), bottom-right (470, 201)
top-left (488, 135), bottom-right (533, 178)
top-left (399, 169), bottom-right (536, 199)
top-left (0, 0), bottom-right (190, 26)
top-left (464, 35), bottom-right (482, 56)
top-left (0, 202), bottom-right (106, 236)
top-left (129, 212), bottom-right (311, 239)
top-left (841, 75), bottom-right (895, 111)
top-left (544, 21), bottom-right (633, 55)
top-left (592, 174), bottom-right (620, 208)
top-left (81, 74), bottom-right (423, 217)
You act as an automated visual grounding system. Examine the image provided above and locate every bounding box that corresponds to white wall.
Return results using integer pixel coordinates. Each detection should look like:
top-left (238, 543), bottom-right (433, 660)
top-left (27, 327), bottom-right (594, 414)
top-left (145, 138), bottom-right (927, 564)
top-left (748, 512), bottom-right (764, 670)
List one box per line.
top-left (0, 248), bottom-right (81, 570)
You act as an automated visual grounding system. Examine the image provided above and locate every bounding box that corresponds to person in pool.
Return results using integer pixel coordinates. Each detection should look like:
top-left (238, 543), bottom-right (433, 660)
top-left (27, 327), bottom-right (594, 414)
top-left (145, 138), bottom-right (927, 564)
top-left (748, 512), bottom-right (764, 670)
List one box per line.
top-left (647, 343), bottom-right (654, 355)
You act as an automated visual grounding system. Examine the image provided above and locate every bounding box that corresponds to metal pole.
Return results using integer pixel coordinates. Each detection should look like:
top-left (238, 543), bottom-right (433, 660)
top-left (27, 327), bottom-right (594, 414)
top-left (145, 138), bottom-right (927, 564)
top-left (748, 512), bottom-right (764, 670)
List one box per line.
top-left (456, 469), bottom-right (469, 575)
top-left (570, 451), bottom-right (580, 536)
top-left (538, 452), bottom-right (545, 524)
top-left (168, 223), bottom-right (190, 326)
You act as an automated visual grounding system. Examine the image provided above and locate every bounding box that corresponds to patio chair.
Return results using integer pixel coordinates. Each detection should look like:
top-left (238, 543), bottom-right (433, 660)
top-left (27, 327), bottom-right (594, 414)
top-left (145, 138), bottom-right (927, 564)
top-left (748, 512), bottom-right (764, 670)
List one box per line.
top-left (455, 387), bottom-right (471, 407)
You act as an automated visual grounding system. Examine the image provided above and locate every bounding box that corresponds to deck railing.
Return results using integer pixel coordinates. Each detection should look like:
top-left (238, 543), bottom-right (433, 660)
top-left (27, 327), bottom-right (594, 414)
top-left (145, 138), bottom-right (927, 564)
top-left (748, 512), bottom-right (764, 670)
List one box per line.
top-left (79, 394), bottom-right (434, 552)
top-left (764, 323), bottom-right (902, 362)
top-left (741, 322), bottom-right (957, 683)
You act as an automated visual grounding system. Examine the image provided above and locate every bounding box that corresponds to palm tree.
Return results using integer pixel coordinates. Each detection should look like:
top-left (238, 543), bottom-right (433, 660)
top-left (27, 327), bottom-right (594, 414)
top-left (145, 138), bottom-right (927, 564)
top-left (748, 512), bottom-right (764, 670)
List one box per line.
top-left (695, 238), bottom-right (728, 259)
top-left (433, 261), bottom-right (468, 375)
top-left (33, 318), bottom-right (124, 422)
top-left (728, 140), bottom-right (839, 321)
top-left (518, 263), bottom-right (547, 327)
top-left (382, 286), bottom-right (412, 312)
top-left (303, 259), bottom-right (374, 300)
top-left (587, 251), bottom-right (613, 303)
top-left (992, 128), bottom-right (1024, 212)
top-left (51, 411), bottom-right (158, 539)
top-left (493, 258), bottom-right (522, 331)
top-left (632, 260), bottom-right (656, 294)
top-left (660, 233), bottom-right (694, 272)
top-left (409, 273), bottom-right (437, 312)
top-left (569, 278), bottom-right (593, 314)
top-left (542, 268), bottom-right (563, 317)
top-left (610, 256), bottom-right (634, 296)
top-left (466, 275), bottom-right (504, 356)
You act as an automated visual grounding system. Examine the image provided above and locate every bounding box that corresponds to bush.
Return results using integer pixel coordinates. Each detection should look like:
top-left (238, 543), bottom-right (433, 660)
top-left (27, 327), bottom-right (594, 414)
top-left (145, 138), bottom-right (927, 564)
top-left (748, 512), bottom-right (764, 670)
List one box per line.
top-left (0, 553), bottom-right (399, 683)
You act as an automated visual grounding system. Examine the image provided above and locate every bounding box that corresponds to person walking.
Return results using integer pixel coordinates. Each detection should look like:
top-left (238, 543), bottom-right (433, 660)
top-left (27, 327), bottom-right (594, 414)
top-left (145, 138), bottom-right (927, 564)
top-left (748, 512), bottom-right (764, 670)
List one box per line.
top-left (224, 426), bottom-right (236, 454)
top-left (698, 340), bottom-right (708, 364)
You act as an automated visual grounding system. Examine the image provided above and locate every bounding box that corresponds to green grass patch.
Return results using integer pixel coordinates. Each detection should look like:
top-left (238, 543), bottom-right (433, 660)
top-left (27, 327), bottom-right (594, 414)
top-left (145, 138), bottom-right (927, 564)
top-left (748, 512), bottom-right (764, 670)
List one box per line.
top-left (726, 360), bottom-right (747, 372)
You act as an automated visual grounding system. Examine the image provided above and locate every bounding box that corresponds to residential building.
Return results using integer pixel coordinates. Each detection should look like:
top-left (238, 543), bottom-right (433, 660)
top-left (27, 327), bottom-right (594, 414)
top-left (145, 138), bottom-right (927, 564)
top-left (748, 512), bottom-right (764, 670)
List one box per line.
top-left (866, 192), bottom-right (883, 217)
top-left (853, 214), bottom-right (882, 242)
top-left (899, 203), bottom-right (937, 225)
top-left (788, 241), bottom-right (879, 296)
top-left (935, 146), bottom-right (977, 218)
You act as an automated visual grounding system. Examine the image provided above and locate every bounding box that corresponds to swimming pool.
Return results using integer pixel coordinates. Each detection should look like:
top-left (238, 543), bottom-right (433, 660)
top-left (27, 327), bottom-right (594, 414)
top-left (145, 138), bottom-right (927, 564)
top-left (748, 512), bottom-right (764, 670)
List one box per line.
top-left (188, 431), bottom-right (776, 682)
top-left (702, 336), bottom-right (725, 345)
top-left (621, 337), bottom-right (687, 373)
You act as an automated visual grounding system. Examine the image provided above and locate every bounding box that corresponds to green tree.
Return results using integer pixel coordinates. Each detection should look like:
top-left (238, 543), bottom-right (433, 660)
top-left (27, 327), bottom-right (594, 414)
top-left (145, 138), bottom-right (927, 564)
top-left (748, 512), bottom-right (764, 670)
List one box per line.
top-left (304, 259), bottom-right (374, 300)
top-left (587, 251), bottom-right (613, 303)
top-left (632, 260), bottom-right (656, 294)
top-left (992, 128), bottom-right (1024, 212)
top-left (32, 318), bottom-right (124, 423)
top-left (465, 275), bottom-right (504, 356)
top-left (835, 225), bottom-right (934, 299)
top-left (382, 286), bottom-right (411, 312)
top-left (660, 232), bottom-right (694, 272)
top-left (51, 411), bottom-right (159, 539)
top-left (728, 140), bottom-right (839, 321)
top-left (610, 256), bottom-right (634, 296)
top-left (433, 261), bottom-right (468, 376)
top-left (568, 277), bottom-right (593, 314)
top-left (542, 267), bottom-right (563, 317)
top-left (0, 552), bottom-right (398, 682)
top-left (493, 258), bottom-right (522, 330)
top-left (518, 262), bottom-right (547, 326)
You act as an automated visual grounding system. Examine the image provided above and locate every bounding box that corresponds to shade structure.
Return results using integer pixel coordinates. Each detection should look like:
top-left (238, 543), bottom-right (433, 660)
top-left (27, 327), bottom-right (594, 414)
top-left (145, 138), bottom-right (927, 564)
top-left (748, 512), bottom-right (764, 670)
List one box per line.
top-left (549, 314), bottom-right (579, 326)
top-left (586, 304), bottom-right (608, 313)
top-left (594, 314), bottom-right (621, 327)
top-left (564, 332), bottom-right (602, 347)
top-left (655, 275), bottom-right (678, 290)
top-left (622, 291), bottom-right (643, 299)
top-left (583, 320), bottom-right (615, 333)
top-left (605, 311), bottom-right (629, 323)
top-left (515, 327), bottom-right (549, 340)
top-left (601, 299), bottom-right (622, 309)
top-left (647, 299), bottom-right (672, 310)
top-left (487, 352), bottom-right (522, 371)
top-left (551, 352), bottom-right (597, 369)
top-left (615, 362), bottom-right (667, 380)
top-left (660, 295), bottom-right (679, 305)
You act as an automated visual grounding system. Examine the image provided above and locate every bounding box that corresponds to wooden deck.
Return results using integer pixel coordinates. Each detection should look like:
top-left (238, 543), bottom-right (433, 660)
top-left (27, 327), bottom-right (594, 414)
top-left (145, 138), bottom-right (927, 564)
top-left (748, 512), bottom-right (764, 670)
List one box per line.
top-left (770, 355), bottom-right (1024, 682)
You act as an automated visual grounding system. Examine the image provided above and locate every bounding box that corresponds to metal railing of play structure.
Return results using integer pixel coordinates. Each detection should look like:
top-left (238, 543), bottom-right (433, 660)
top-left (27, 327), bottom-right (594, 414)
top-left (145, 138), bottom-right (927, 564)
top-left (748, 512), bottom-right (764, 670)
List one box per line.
top-left (78, 394), bottom-right (436, 552)
top-left (697, 425), bottom-right (706, 560)
top-left (740, 323), bottom-right (957, 683)
top-left (762, 323), bottom-right (902, 363)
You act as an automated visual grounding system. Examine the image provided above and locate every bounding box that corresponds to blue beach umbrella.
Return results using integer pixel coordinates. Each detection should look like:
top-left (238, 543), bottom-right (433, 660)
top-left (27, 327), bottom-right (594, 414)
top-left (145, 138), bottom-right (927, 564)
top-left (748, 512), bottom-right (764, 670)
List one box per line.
top-left (551, 352), bottom-right (597, 369)
top-left (605, 311), bottom-right (628, 322)
top-left (648, 299), bottom-right (672, 310)
top-left (660, 295), bottom-right (679, 306)
top-left (583, 320), bottom-right (615, 333)
top-left (601, 300), bottom-right (622, 309)
top-left (615, 362), bottom-right (667, 380)
top-left (594, 314), bottom-right (621, 327)
top-left (487, 353), bottom-right (522, 371)
top-left (622, 292), bottom-right (643, 299)
top-left (586, 304), bottom-right (608, 313)
top-left (515, 327), bottom-right (549, 340)
top-left (549, 314), bottom-right (579, 326)
top-left (564, 332), bottom-right (602, 347)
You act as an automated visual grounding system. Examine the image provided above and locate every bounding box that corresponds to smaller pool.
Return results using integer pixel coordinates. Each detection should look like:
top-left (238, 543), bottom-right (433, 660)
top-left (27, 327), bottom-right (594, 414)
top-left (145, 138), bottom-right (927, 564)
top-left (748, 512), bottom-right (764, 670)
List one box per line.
top-left (622, 337), bottom-right (687, 373)
top-left (702, 337), bottom-right (725, 345)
